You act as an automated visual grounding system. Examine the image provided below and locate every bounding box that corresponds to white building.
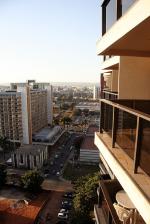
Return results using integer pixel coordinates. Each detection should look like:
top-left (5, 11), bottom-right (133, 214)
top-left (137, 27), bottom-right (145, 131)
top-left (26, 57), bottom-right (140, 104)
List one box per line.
top-left (93, 85), bottom-right (100, 100)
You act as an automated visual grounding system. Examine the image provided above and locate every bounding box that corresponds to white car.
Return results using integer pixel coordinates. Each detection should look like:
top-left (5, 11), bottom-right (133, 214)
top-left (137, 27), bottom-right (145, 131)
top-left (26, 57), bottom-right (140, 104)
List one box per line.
top-left (59, 209), bottom-right (69, 214)
top-left (57, 212), bottom-right (68, 219)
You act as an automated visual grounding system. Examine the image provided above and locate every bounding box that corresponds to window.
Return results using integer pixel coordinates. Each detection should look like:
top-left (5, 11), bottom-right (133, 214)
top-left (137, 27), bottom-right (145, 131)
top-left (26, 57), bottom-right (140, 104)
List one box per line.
top-left (122, 0), bottom-right (136, 15)
top-left (34, 156), bottom-right (36, 167)
top-left (20, 154), bottom-right (23, 164)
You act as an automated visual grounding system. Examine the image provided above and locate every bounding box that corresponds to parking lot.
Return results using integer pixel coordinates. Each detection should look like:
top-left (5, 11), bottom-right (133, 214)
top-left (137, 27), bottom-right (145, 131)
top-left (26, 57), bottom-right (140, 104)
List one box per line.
top-left (37, 190), bottom-right (74, 224)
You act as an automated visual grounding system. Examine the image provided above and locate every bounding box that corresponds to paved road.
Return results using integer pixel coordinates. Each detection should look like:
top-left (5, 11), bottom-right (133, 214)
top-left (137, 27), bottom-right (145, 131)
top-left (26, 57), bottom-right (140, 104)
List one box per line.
top-left (43, 133), bottom-right (77, 180)
top-left (37, 191), bottom-right (64, 224)
top-left (42, 179), bottom-right (73, 192)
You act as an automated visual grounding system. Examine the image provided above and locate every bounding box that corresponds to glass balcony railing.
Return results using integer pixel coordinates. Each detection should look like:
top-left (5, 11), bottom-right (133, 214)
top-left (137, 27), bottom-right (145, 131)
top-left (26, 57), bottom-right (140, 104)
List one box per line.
top-left (102, 90), bottom-right (118, 100)
top-left (100, 99), bottom-right (150, 176)
top-left (95, 179), bottom-right (146, 224)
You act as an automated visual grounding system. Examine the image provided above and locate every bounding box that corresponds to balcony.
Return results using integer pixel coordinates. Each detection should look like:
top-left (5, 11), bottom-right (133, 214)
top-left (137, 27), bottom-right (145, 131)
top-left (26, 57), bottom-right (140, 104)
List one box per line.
top-left (94, 179), bottom-right (145, 224)
top-left (97, 0), bottom-right (150, 56)
top-left (95, 99), bottom-right (150, 223)
top-left (102, 90), bottom-right (118, 100)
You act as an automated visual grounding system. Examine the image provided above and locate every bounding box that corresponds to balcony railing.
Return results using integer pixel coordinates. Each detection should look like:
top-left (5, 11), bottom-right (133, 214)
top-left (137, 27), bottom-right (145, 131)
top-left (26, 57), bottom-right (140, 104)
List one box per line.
top-left (102, 90), bottom-right (118, 100)
top-left (95, 179), bottom-right (122, 224)
top-left (100, 99), bottom-right (150, 176)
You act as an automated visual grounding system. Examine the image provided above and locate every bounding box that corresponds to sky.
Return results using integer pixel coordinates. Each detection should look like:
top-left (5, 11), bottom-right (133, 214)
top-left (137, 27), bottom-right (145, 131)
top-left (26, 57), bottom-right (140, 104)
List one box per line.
top-left (0, 0), bottom-right (101, 84)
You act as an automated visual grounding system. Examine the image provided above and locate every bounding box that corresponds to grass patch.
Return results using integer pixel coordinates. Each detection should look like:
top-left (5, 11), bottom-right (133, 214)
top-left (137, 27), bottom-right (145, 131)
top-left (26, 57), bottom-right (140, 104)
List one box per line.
top-left (63, 163), bottom-right (99, 181)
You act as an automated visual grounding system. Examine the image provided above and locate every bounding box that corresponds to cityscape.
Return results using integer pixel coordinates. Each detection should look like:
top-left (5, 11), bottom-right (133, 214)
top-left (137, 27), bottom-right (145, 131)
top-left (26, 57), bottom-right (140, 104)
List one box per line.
top-left (0, 1), bottom-right (150, 224)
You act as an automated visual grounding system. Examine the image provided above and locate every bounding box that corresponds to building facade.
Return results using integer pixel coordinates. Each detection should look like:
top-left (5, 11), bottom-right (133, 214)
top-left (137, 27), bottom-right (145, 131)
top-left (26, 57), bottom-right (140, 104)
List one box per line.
top-left (94, 1), bottom-right (150, 224)
top-left (0, 81), bottom-right (53, 144)
top-left (11, 145), bottom-right (48, 170)
top-left (93, 85), bottom-right (100, 100)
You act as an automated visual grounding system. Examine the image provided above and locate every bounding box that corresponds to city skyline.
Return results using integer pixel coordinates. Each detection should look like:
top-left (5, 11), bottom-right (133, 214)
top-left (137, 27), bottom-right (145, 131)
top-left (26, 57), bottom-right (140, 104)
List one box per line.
top-left (0, 0), bottom-right (101, 84)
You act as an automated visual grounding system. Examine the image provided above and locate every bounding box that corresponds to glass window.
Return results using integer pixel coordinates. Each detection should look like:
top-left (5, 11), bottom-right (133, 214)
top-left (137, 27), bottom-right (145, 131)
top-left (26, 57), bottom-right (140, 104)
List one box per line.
top-left (106, 0), bottom-right (117, 31)
top-left (122, 0), bottom-right (136, 15)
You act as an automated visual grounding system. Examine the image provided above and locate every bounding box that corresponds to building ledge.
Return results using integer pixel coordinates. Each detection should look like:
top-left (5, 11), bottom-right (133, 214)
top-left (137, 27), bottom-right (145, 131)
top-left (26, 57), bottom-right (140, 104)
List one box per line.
top-left (101, 56), bottom-right (120, 70)
top-left (95, 132), bottom-right (150, 224)
top-left (97, 0), bottom-right (150, 56)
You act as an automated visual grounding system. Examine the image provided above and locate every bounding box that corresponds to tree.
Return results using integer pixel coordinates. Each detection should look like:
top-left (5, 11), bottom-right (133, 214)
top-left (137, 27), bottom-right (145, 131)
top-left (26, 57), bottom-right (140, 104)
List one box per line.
top-left (0, 163), bottom-right (7, 188)
top-left (73, 172), bottom-right (99, 214)
top-left (61, 103), bottom-right (70, 110)
top-left (61, 116), bottom-right (72, 128)
top-left (0, 136), bottom-right (14, 160)
top-left (73, 109), bottom-right (82, 116)
top-left (21, 170), bottom-right (44, 193)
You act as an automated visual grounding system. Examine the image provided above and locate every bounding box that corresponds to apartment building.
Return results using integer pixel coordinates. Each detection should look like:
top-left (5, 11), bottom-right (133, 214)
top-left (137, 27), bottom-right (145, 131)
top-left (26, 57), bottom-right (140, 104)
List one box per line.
top-left (0, 81), bottom-right (53, 144)
top-left (93, 85), bottom-right (100, 100)
top-left (94, 1), bottom-right (150, 224)
top-left (0, 91), bottom-right (23, 141)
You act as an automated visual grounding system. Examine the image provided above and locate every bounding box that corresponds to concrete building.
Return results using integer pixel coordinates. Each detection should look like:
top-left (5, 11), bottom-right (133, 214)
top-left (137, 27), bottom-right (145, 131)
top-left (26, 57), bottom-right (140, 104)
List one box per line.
top-left (0, 81), bottom-right (53, 144)
top-left (75, 102), bottom-right (100, 112)
top-left (94, 1), bottom-right (150, 224)
top-left (93, 85), bottom-right (100, 100)
top-left (79, 125), bottom-right (99, 164)
top-left (11, 145), bottom-right (48, 170)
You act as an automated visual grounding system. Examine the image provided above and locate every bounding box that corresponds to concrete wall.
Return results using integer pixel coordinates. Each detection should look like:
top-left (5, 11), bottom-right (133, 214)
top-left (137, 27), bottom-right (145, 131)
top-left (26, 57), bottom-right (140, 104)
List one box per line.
top-left (119, 56), bottom-right (150, 99)
top-left (18, 87), bottom-right (30, 144)
top-left (47, 85), bottom-right (53, 125)
top-left (111, 70), bottom-right (118, 92)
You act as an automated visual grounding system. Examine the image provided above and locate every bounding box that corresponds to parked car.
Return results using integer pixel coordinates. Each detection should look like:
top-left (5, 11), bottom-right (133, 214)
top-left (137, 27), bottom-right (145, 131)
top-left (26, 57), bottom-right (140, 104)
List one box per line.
top-left (61, 200), bottom-right (72, 209)
top-left (59, 209), bottom-right (69, 214)
top-left (60, 163), bottom-right (63, 168)
top-left (55, 154), bottom-right (59, 159)
top-left (56, 171), bottom-right (60, 177)
top-left (58, 212), bottom-right (68, 220)
top-left (50, 160), bottom-right (54, 165)
top-left (63, 192), bottom-right (74, 199)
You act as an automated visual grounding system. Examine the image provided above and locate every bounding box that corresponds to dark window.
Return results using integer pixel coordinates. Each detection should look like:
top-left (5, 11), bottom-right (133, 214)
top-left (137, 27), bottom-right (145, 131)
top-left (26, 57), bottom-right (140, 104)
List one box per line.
top-left (34, 156), bottom-right (36, 167)
top-left (20, 154), bottom-right (23, 163)
top-left (139, 120), bottom-right (150, 176)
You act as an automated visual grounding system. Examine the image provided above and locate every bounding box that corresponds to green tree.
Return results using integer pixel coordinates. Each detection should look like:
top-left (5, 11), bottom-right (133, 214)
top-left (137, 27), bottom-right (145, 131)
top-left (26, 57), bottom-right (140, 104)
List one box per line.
top-left (0, 136), bottom-right (13, 159)
top-left (61, 116), bottom-right (72, 127)
top-left (21, 170), bottom-right (44, 193)
top-left (73, 172), bottom-right (99, 213)
top-left (73, 109), bottom-right (82, 116)
top-left (0, 163), bottom-right (7, 188)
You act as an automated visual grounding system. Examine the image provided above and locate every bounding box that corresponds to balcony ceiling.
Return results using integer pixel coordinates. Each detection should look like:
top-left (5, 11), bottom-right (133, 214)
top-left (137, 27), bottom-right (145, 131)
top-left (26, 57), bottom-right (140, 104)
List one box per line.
top-left (97, 0), bottom-right (150, 57)
top-left (100, 17), bottom-right (150, 56)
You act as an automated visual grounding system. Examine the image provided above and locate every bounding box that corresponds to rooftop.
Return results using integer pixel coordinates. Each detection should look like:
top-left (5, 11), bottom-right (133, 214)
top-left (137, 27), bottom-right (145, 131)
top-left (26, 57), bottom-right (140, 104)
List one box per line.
top-left (14, 144), bottom-right (46, 155)
top-left (81, 136), bottom-right (98, 151)
top-left (0, 187), bottom-right (49, 224)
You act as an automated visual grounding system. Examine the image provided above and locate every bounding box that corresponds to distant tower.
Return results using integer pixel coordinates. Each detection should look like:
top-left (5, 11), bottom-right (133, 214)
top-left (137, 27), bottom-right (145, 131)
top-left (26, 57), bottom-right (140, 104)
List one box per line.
top-left (93, 86), bottom-right (100, 100)
top-left (46, 85), bottom-right (53, 125)
top-left (18, 86), bottom-right (32, 145)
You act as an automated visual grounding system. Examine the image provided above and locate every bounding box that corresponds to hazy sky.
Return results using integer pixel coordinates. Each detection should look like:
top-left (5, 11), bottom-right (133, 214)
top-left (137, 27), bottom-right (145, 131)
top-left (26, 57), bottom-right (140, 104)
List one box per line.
top-left (0, 0), bottom-right (101, 84)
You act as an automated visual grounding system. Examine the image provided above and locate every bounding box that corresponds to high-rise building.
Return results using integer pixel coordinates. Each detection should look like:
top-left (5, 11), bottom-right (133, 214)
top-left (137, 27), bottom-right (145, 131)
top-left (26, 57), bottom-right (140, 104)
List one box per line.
top-left (0, 81), bottom-right (53, 144)
top-left (93, 85), bottom-right (100, 100)
top-left (94, 1), bottom-right (150, 224)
